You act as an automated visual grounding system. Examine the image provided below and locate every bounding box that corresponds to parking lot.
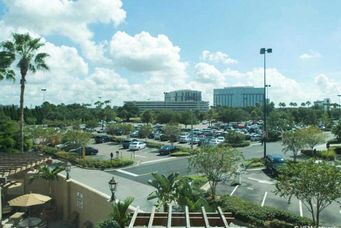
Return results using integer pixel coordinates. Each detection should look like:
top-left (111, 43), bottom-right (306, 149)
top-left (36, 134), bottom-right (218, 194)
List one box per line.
top-left (89, 141), bottom-right (173, 164)
top-left (217, 169), bottom-right (341, 226)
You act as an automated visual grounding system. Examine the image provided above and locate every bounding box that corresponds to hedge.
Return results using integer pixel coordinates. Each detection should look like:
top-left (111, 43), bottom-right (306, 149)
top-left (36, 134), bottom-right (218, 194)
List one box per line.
top-left (229, 141), bottom-right (250, 148)
top-left (245, 158), bottom-right (265, 169)
top-left (36, 145), bottom-right (134, 169)
top-left (301, 149), bottom-right (336, 160)
top-left (218, 195), bottom-right (313, 227)
top-left (170, 151), bottom-right (191, 157)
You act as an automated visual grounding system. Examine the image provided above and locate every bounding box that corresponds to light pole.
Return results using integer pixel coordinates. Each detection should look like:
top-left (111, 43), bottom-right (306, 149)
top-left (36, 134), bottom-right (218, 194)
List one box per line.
top-left (65, 162), bottom-right (71, 180)
top-left (260, 48), bottom-right (272, 158)
top-left (190, 109), bottom-right (193, 151)
top-left (41, 88), bottom-right (46, 103)
top-left (108, 177), bottom-right (117, 202)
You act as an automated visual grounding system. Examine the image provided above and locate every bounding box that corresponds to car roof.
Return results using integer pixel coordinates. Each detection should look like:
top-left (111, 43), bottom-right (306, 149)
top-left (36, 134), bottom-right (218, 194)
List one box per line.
top-left (268, 154), bottom-right (284, 160)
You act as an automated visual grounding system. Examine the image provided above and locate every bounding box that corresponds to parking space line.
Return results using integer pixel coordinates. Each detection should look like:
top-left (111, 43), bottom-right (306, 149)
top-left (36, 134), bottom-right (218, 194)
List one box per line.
top-left (230, 185), bottom-right (239, 196)
top-left (247, 177), bottom-right (274, 185)
top-left (299, 200), bottom-right (303, 217)
top-left (261, 192), bottom-right (268, 207)
top-left (140, 157), bottom-right (176, 165)
top-left (116, 169), bottom-right (139, 177)
top-left (135, 155), bottom-right (146, 158)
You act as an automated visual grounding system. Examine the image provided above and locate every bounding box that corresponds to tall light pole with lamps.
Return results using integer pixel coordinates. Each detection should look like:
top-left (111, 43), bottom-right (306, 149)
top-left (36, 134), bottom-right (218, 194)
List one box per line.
top-left (41, 88), bottom-right (46, 103)
top-left (260, 48), bottom-right (272, 158)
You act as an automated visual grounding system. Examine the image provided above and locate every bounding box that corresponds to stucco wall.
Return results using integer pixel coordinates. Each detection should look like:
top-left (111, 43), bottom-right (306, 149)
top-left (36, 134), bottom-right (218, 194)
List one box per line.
top-left (25, 172), bottom-right (114, 227)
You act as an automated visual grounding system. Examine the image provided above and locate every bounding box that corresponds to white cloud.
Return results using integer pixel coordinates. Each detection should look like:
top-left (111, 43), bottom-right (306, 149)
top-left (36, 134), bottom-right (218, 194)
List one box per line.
top-left (2, 0), bottom-right (126, 62)
top-left (109, 31), bottom-right (187, 77)
top-left (299, 50), bottom-right (322, 60)
top-left (201, 50), bottom-right (238, 65)
top-left (194, 62), bottom-right (225, 84)
top-left (315, 74), bottom-right (340, 97)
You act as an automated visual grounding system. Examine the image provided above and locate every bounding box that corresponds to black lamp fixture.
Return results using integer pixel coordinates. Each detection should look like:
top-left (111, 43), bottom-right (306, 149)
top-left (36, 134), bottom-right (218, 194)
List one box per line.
top-left (108, 177), bottom-right (118, 202)
top-left (65, 162), bottom-right (71, 180)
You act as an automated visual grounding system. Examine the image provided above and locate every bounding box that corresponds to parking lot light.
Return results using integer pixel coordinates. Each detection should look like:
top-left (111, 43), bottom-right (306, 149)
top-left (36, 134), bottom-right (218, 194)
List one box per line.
top-left (260, 48), bottom-right (272, 158)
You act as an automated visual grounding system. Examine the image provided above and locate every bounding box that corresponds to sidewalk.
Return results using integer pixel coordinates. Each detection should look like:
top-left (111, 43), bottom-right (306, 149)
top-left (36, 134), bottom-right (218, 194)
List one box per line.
top-left (63, 165), bottom-right (155, 211)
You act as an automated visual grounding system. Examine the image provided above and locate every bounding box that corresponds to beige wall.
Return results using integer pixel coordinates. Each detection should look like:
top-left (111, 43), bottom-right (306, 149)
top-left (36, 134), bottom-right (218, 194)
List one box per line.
top-left (25, 173), bottom-right (115, 227)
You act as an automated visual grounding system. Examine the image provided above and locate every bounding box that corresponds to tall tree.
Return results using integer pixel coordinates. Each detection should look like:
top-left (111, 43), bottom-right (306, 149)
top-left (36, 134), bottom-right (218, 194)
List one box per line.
top-left (148, 172), bottom-right (181, 212)
top-left (301, 127), bottom-right (326, 150)
top-left (189, 146), bottom-right (242, 199)
top-left (0, 33), bottom-right (49, 152)
top-left (282, 130), bottom-right (305, 162)
top-left (275, 161), bottom-right (341, 227)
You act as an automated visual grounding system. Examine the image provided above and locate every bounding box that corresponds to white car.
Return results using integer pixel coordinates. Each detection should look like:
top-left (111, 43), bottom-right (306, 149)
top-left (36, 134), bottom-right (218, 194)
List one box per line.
top-left (209, 138), bottom-right (220, 146)
top-left (216, 136), bottom-right (225, 143)
top-left (129, 141), bottom-right (146, 151)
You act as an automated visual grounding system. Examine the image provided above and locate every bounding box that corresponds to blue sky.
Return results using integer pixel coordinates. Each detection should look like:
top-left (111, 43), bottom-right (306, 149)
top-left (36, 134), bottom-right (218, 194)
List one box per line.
top-left (0, 0), bottom-right (340, 106)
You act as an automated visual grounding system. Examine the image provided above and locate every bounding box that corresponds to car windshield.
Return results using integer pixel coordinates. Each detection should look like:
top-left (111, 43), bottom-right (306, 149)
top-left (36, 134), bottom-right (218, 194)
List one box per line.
top-left (273, 157), bottom-right (285, 163)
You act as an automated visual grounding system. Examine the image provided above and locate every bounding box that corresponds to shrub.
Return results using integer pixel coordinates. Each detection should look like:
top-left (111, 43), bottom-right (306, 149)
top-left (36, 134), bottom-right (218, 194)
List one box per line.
top-left (170, 151), bottom-right (191, 157)
top-left (77, 158), bottom-right (133, 169)
top-left (229, 141), bottom-right (250, 148)
top-left (218, 195), bottom-right (313, 227)
top-left (319, 149), bottom-right (336, 160)
top-left (186, 175), bottom-right (208, 189)
top-left (245, 158), bottom-right (264, 169)
top-left (330, 146), bottom-right (341, 154)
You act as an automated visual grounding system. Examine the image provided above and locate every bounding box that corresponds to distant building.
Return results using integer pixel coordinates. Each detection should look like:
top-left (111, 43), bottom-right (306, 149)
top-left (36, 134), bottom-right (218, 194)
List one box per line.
top-left (213, 87), bottom-right (264, 107)
top-left (124, 101), bottom-right (209, 112)
top-left (314, 98), bottom-right (331, 111)
top-left (125, 89), bottom-right (209, 112)
top-left (164, 90), bottom-right (202, 102)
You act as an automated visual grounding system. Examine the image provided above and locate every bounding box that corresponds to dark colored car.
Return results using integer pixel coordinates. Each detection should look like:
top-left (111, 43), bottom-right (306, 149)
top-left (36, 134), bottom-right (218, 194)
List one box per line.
top-left (94, 135), bottom-right (111, 144)
top-left (265, 154), bottom-right (286, 175)
top-left (122, 139), bottom-right (138, 149)
top-left (159, 145), bottom-right (177, 155)
top-left (69, 146), bottom-right (98, 155)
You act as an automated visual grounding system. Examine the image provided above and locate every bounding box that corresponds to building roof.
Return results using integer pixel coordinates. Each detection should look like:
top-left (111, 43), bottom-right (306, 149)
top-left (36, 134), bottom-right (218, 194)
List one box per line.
top-left (0, 152), bottom-right (49, 182)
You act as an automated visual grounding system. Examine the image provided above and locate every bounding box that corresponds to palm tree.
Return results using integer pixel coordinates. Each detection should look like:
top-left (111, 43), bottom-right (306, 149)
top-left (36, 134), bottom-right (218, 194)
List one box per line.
top-left (110, 197), bottom-right (134, 228)
top-left (278, 102), bottom-right (286, 108)
top-left (30, 165), bottom-right (64, 195)
top-left (0, 33), bottom-right (49, 153)
top-left (306, 101), bottom-right (311, 107)
top-left (147, 172), bottom-right (180, 212)
top-left (97, 197), bottom-right (134, 228)
top-left (301, 102), bottom-right (306, 107)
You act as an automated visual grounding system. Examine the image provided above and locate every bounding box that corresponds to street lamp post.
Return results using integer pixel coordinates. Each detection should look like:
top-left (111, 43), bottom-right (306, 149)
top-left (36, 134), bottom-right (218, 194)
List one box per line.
top-left (41, 88), bottom-right (46, 103)
top-left (260, 48), bottom-right (272, 158)
top-left (65, 162), bottom-right (71, 180)
top-left (108, 177), bottom-right (118, 202)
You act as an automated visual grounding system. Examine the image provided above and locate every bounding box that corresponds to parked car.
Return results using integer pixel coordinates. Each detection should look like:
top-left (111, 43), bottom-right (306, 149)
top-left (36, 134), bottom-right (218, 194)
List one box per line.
top-left (189, 136), bottom-right (200, 145)
top-left (130, 131), bottom-right (139, 138)
top-left (265, 154), bottom-right (286, 175)
top-left (179, 135), bottom-right (190, 143)
top-left (122, 139), bottom-right (138, 149)
top-left (69, 146), bottom-right (98, 155)
top-left (216, 136), bottom-right (225, 143)
top-left (56, 142), bottom-right (80, 151)
top-left (159, 145), bottom-right (177, 155)
top-left (129, 141), bottom-right (146, 151)
top-left (94, 135), bottom-right (111, 144)
top-left (160, 134), bottom-right (169, 141)
top-left (208, 138), bottom-right (220, 146)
